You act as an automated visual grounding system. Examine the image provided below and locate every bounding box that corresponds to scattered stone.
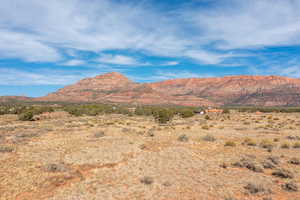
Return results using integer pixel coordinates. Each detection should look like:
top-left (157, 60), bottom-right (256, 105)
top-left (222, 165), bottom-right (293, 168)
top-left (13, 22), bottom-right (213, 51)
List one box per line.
top-left (272, 168), bottom-right (294, 179)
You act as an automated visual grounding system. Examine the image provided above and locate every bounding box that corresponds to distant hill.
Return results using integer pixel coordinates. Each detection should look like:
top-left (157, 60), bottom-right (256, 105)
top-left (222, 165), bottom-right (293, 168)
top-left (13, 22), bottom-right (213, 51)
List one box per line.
top-left (32, 72), bottom-right (300, 107)
top-left (0, 96), bottom-right (33, 103)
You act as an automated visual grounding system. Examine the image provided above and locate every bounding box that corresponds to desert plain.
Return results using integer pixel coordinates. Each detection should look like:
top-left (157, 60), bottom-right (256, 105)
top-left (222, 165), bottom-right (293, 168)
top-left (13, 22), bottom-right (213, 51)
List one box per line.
top-left (0, 111), bottom-right (300, 200)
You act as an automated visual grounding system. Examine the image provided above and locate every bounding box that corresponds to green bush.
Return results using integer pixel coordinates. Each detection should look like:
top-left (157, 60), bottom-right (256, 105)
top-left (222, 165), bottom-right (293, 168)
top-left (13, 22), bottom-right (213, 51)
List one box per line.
top-left (153, 109), bottom-right (174, 124)
top-left (63, 104), bottom-right (131, 117)
top-left (134, 107), bottom-right (153, 116)
top-left (205, 115), bottom-right (210, 120)
top-left (178, 109), bottom-right (195, 118)
top-left (222, 108), bottom-right (230, 114)
top-left (19, 111), bottom-right (34, 121)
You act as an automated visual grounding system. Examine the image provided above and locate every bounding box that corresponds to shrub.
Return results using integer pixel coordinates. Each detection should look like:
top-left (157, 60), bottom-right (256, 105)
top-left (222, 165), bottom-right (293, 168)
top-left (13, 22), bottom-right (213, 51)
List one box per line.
top-left (288, 158), bottom-right (300, 165)
top-left (0, 146), bottom-right (14, 153)
top-left (243, 138), bottom-right (257, 146)
top-left (153, 109), bottom-right (174, 124)
top-left (272, 168), bottom-right (294, 179)
top-left (293, 142), bottom-right (300, 149)
top-left (262, 160), bottom-right (276, 169)
top-left (202, 134), bottom-right (216, 142)
top-left (282, 182), bottom-right (298, 192)
top-left (244, 183), bottom-right (270, 194)
top-left (222, 108), bottom-right (230, 114)
top-left (202, 125), bottom-right (209, 130)
top-left (178, 134), bottom-right (189, 142)
top-left (94, 131), bottom-right (105, 138)
top-left (43, 163), bottom-right (69, 173)
top-left (281, 142), bottom-right (290, 149)
top-left (18, 111), bottom-right (34, 121)
top-left (140, 176), bottom-right (154, 185)
top-left (232, 157), bottom-right (263, 173)
top-left (260, 139), bottom-right (275, 149)
top-left (179, 109), bottom-right (195, 118)
top-left (205, 115), bottom-right (210, 120)
top-left (224, 141), bottom-right (236, 147)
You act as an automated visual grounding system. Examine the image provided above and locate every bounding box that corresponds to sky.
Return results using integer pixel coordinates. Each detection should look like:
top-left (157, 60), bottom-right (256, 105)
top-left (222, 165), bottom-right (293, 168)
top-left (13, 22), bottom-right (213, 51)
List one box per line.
top-left (1, 0), bottom-right (300, 97)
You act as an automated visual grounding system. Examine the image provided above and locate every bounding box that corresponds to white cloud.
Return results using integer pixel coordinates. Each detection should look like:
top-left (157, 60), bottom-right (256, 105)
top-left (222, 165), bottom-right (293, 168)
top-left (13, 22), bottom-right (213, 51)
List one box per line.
top-left (247, 55), bottom-right (300, 78)
top-left (96, 54), bottom-right (139, 65)
top-left (0, 0), bottom-right (299, 67)
top-left (161, 61), bottom-right (180, 66)
top-left (0, 30), bottom-right (61, 62)
top-left (0, 0), bottom-right (189, 62)
top-left (131, 70), bottom-right (214, 82)
top-left (188, 0), bottom-right (300, 49)
top-left (184, 50), bottom-right (227, 64)
top-left (62, 59), bottom-right (86, 66)
top-left (0, 68), bottom-right (102, 85)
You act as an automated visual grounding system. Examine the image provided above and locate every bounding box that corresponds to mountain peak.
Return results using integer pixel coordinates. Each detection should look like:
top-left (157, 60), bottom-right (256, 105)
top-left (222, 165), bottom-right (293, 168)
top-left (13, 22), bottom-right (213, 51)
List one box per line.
top-left (38, 73), bottom-right (300, 107)
top-left (95, 72), bottom-right (130, 80)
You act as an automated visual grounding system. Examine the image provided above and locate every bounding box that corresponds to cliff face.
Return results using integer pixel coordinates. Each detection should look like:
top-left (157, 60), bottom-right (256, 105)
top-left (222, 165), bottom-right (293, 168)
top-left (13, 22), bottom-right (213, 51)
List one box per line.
top-left (36, 72), bottom-right (300, 106)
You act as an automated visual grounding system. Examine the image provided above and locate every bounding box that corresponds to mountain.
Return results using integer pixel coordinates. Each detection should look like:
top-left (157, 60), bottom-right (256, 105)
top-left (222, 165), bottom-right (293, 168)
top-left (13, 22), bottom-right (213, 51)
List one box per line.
top-left (35, 72), bottom-right (300, 106)
top-left (0, 96), bottom-right (33, 103)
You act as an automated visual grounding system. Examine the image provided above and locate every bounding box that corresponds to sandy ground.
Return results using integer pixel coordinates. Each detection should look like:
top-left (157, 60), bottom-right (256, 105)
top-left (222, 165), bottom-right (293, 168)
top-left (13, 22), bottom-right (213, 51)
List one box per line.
top-left (0, 112), bottom-right (299, 200)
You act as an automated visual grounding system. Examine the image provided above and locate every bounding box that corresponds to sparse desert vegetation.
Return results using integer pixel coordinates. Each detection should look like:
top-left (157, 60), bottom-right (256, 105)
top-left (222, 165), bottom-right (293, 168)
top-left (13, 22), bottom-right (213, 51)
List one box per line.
top-left (0, 103), bottom-right (299, 200)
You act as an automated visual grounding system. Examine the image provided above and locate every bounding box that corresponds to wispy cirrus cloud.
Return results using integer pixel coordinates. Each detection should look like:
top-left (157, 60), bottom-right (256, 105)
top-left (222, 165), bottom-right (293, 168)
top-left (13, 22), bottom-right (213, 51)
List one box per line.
top-left (0, 30), bottom-right (61, 62)
top-left (0, 0), bottom-right (264, 65)
top-left (61, 59), bottom-right (86, 66)
top-left (131, 70), bottom-right (214, 82)
top-left (0, 68), bottom-right (104, 85)
top-left (187, 0), bottom-right (300, 49)
top-left (96, 54), bottom-right (141, 66)
top-left (1, 0), bottom-right (300, 95)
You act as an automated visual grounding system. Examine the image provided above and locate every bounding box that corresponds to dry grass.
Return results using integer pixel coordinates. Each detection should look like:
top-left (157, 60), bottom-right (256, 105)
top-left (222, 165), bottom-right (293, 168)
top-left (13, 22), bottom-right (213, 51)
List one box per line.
top-left (0, 112), bottom-right (299, 200)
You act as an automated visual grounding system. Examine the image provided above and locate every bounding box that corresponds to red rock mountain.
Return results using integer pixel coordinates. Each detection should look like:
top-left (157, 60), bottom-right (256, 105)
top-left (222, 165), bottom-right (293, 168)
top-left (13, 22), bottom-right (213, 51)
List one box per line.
top-left (36, 72), bottom-right (300, 106)
top-left (0, 96), bottom-right (32, 103)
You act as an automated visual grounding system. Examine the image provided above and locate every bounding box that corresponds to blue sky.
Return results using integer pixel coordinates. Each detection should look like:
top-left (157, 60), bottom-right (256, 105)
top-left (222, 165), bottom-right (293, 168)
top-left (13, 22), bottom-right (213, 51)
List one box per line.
top-left (1, 0), bottom-right (300, 97)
